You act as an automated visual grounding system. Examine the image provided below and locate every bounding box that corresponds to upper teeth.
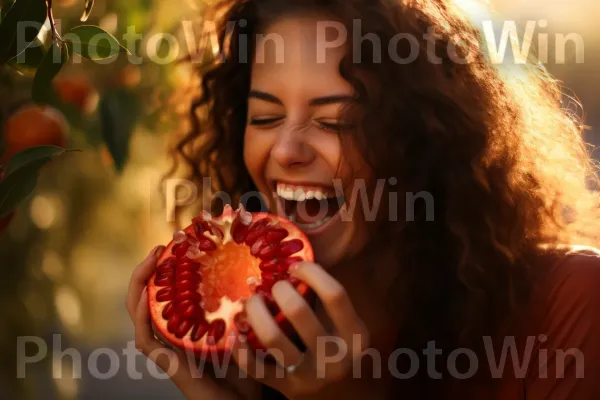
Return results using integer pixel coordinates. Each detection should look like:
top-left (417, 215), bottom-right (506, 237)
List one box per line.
top-left (276, 185), bottom-right (333, 201)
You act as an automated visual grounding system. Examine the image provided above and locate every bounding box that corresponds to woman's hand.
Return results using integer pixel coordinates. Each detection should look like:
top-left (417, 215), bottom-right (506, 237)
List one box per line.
top-left (125, 246), bottom-right (258, 400)
top-left (231, 261), bottom-right (370, 398)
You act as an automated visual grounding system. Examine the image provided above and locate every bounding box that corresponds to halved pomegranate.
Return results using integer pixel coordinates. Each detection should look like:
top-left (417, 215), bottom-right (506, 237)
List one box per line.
top-left (147, 204), bottom-right (314, 359)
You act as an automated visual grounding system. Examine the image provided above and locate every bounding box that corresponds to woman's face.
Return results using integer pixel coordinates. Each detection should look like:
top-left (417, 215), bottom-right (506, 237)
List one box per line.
top-left (244, 14), bottom-right (373, 268)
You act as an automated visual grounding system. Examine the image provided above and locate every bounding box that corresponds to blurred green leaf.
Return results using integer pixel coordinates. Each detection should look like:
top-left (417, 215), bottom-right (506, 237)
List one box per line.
top-left (65, 25), bottom-right (130, 60)
top-left (81, 0), bottom-right (94, 22)
top-left (0, 0), bottom-right (16, 22)
top-left (32, 41), bottom-right (69, 104)
top-left (0, 146), bottom-right (69, 218)
top-left (98, 89), bottom-right (140, 172)
top-left (0, 0), bottom-right (48, 64)
top-left (7, 37), bottom-right (44, 74)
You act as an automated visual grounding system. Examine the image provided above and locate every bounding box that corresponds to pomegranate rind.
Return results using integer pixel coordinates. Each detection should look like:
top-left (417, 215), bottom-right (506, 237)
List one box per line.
top-left (148, 208), bottom-right (314, 359)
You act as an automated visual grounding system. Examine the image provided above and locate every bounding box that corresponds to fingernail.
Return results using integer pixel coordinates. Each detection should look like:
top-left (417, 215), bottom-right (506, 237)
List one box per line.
top-left (151, 245), bottom-right (165, 258)
top-left (142, 287), bottom-right (148, 297)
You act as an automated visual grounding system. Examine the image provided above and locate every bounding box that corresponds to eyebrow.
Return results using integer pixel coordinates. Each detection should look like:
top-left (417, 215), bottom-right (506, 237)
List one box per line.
top-left (248, 90), bottom-right (355, 107)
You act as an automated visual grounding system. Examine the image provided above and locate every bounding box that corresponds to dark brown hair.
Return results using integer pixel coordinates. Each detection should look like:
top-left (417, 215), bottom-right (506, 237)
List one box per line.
top-left (167, 0), bottom-right (600, 384)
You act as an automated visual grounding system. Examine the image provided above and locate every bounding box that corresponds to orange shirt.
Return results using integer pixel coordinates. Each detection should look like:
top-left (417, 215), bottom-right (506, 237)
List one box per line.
top-left (443, 247), bottom-right (600, 399)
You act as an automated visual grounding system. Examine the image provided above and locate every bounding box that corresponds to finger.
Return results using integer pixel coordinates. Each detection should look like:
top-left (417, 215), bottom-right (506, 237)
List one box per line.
top-left (127, 245), bottom-right (165, 318)
top-left (290, 262), bottom-right (367, 343)
top-left (245, 294), bottom-right (304, 368)
top-left (231, 333), bottom-right (287, 393)
top-left (134, 288), bottom-right (180, 370)
top-left (271, 280), bottom-right (327, 355)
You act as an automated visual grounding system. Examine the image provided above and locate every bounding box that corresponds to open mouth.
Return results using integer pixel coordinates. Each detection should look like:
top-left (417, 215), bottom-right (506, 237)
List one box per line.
top-left (274, 182), bottom-right (345, 234)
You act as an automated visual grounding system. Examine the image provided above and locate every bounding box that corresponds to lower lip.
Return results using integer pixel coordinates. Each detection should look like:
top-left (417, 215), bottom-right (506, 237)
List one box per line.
top-left (276, 197), bottom-right (342, 236)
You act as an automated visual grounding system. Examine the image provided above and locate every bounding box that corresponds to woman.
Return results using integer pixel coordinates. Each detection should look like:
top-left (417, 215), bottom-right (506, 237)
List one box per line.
top-left (126, 0), bottom-right (600, 398)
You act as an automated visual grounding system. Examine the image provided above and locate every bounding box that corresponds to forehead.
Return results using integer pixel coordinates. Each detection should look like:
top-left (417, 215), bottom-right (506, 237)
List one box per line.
top-left (250, 14), bottom-right (352, 93)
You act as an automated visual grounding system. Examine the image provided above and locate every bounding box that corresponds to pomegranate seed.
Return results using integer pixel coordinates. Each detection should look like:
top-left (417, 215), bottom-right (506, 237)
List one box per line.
top-left (261, 272), bottom-right (279, 284)
top-left (173, 242), bottom-right (190, 257)
top-left (198, 237), bottom-right (217, 251)
top-left (231, 217), bottom-right (250, 243)
top-left (156, 257), bottom-right (176, 273)
top-left (176, 280), bottom-right (197, 290)
top-left (156, 287), bottom-right (174, 302)
top-left (258, 243), bottom-right (280, 260)
top-left (259, 259), bottom-right (279, 272)
top-left (206, 319), bottom-right (226, 345)
top-left (255, 284), bottom-right (274, 301)
top-left (264, 228), bottom-right (289, 243)
top-left (175, 319), bottom-right (194, 338)
top-left (162, 303), bottom-right (175, 320)
top-left (179, 301), bottom-right (200, 319)
top-left (177, 261), bottom-right (199, 273)
top-left (194, 221), bottom-right (208, 237)
top-left (154, 275), bottom-right (174, 287)
top-left (280, 256), bottom-right (303, 268)
top-left (173, 230), bottom-right (188, 244)
top-left (191, 321), bottom-right (209, 341)
top-left (238, 207), bottom-right (252, 225)
top-left (167, 314), bottom-right (182, 334)
top-left (234, 312), bottom-right (250, 333)
top-left (245, 219), bottom-right (271, 245)
top-left (175, 289), bottom-right (201, 302)
top-left (176, 270), bottom-right (200, 282)
top-left (279, 239), bottom-right (304, 257)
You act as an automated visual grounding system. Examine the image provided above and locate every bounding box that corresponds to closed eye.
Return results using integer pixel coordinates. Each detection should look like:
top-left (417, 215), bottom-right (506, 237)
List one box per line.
top-left (316, 121), bottom-right (353, 133)
top-left (248, 117), bottom-right (284, 126)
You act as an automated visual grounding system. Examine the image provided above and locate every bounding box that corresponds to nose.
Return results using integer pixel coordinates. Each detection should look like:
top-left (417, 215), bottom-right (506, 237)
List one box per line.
top-left (270, 124), bottom-right (315, 169)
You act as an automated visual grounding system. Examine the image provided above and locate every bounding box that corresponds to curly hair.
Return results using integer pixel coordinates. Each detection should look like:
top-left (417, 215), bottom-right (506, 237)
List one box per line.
top-left (167, 0), bottom-right (600, 372)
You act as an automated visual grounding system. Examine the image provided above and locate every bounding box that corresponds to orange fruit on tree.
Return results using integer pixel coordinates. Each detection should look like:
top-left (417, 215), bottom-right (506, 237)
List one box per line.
top-left (2, 105), bottom-right (69, 160)
top-left (53, 75), bottom-right (97, 114)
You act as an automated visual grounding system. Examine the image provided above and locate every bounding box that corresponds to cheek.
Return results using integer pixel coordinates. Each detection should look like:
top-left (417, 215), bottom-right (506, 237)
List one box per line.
top-left (243, 129), bottom-right (266, 183)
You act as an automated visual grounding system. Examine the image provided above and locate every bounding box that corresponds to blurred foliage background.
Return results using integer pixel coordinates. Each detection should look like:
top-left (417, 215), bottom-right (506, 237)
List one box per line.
top-left (0, 0), bottom-right (599, 399)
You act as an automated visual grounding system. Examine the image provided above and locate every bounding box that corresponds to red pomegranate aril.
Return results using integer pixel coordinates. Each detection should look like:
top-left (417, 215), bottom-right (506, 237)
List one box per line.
top-left (279, 239), bottom-right (304, 257)
top-left (155, 275), bottom-right (174, 286)
top-left (255, 284), bottom-right (275, 301)
top-left (176, 280), bottom-right (199, 291)
top-left (193, 220), bottom-right (209, 236)
top-left (173, 242), bottom-right (190, 257)
top-left (162, 303), bottom-right (175, 319)
top-left (191, 321), bottom-right (210, 341)
top-left (156, 287), bottom-right (174, 302)
top-left (261, 272), bottom-right (281, 284)
top-left (231, 217), bottom-right (250, 243)
top-left (156, 258), bottom-right (176, 272)
top-left (259, 259), bottom-right (279, 272)
top-left (177, 261), bottom-right (199, 273)
top-left (206, 319), bottom-right (226, 345)
top-left (234, 312), bottom-right (251, 333)
top-left (245, 219), bottom-right (271, 245)
top-left (265, 228), bottom-right (289, 243)
top-left (179, 301), bottom-right (200, 319)
top-left (176, 289), bottom-right (201, 302)
top-left (167, 314), bottom-right (182, 334)
top-left (280, 256), bottom-right (303, 269)
top-left (177, 320), bottom-right (195, 338)
top-left (176, 270), bottom-right (200, 281)
top-left (198, 237), bottom-right (217, 251)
